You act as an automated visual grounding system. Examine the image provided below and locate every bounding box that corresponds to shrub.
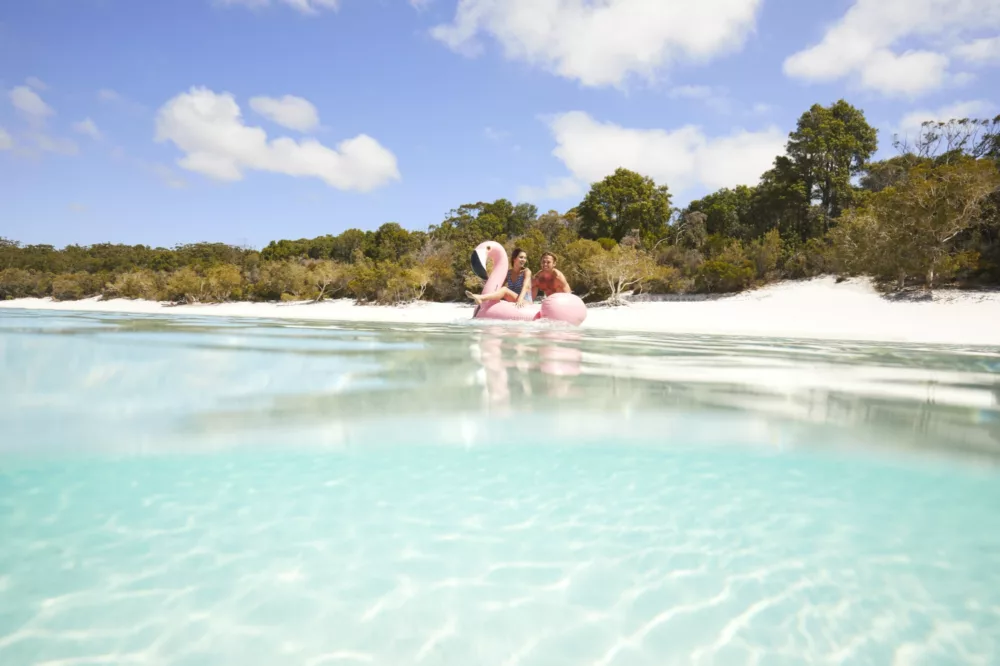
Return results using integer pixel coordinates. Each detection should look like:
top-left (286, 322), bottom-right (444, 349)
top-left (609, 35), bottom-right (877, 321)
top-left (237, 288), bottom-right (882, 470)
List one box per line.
top-left (695, 259), bottom-right (755, 293)
top-left (103, 269), bottom-right (165, 301)
top-left (581, 245), bottom-right (656, 305)
top-left (0, 268), bottom-right (50, 299)
top-left (51, 272), bottom-right (104, 301)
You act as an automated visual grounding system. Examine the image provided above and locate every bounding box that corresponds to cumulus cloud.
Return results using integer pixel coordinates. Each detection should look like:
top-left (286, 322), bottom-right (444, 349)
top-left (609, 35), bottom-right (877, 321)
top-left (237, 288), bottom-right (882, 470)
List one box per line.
top-left (219, 0), bottom-right (340, 14)
top-left (0, 127), bottom-right (12, 150)
top-left (26, 76), bottom-right (48, 91)
top-left (897, 100), bottom-right (997, 136)
top-left (954, 36), bottom-right (1000, 64)
top-left (519, 111), bottom-right (785, 202)
top-left (783, 0), bottom-right (1000, 97)
top-left (9, 85), bottom-right (54, 124)
top-left (72, 118), bottom-right (102, 140)
top-left (154, 86), bottom-right (400, 191)
top-left (430, 0), bottom-right (763, 88)
top-left (249, 95), bottom-right (320, 132)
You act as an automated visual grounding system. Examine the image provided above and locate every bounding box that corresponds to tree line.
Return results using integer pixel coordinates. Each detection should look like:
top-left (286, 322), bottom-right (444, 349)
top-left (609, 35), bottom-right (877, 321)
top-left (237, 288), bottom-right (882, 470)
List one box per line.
top-left (2, 100), bottom-right (999, 305)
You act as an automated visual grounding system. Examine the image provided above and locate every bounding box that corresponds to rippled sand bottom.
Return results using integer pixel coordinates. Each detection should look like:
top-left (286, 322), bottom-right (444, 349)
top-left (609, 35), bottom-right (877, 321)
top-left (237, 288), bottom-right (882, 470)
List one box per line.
top-left (2, 444), bottom-right (998, 666)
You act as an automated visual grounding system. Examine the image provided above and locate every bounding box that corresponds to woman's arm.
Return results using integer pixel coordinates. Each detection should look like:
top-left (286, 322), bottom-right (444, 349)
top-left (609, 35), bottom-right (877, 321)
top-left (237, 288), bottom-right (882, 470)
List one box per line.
top-left (517, 269), bottom-right (532, 307)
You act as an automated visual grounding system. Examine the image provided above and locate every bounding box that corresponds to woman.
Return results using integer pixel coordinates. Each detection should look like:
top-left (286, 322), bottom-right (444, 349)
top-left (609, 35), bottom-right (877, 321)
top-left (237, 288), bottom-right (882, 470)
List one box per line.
top-left (466, 247), bottom-right (532, 308)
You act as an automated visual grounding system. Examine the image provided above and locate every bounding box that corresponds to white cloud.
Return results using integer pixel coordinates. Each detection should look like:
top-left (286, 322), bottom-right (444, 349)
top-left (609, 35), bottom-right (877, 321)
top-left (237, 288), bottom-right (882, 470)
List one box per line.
top-left (154, 86), bottom-right (400, 191)
top-left (668, 84), bottom-right (734, 113)
top-left (951, 72), bottom-right (978, 87)
top-left (483, 126), bottom-right (509, 142)
top-left (783, 0), bottom-right (1000, 97)
top-left (898, 100), bottom-right (997, 136)
top-left (97, 88), bottom-right (147, 114)
top-left (72, 118), bottom-right (102, 140)
top-left (249, 95), bottom-right (320, 132)
top-left (516, 177), bottom-right (584, 202)
top-left (0, 127), bottom-right (12, 150)
top-left (69, 203), bottom-right (87, 213)
top-left (26, 77), bottom-right (48, 91)
top-left (857, 50), bottom-right (949, 96)
top-left (520, 111), bottom-right (785, 202)
top-left (9, 86), bottom-right (54, 124)
top-left (668, 85), bottom-right (714, 100)
top-left (430, 0), bottom-right (764, 88)
top-left (147, 163), bottom-right (188, 189)
top-left (219, 0), bottom-right (340, 14)
top-left (98, 88), bottom-right (122, 103)
top-left (954, 36), bottom-right (1000, 64)
top-left (31, 133), bottom-right (79, 156)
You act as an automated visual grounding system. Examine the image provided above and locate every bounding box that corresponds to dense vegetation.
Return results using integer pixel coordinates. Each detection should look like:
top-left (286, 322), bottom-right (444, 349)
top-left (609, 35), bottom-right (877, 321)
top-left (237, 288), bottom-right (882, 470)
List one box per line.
top-left (3, 101), bottom-right (999, 306)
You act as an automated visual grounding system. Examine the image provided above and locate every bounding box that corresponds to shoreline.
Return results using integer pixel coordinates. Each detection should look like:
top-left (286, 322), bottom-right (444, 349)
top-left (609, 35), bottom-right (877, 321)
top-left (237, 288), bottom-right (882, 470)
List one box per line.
top-left (3, 276), bottom-right (1000, 347)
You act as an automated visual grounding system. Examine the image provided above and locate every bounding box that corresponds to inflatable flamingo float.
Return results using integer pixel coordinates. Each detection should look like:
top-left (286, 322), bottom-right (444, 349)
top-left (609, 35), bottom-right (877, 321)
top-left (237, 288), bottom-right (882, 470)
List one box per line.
top-left (470, 240), bottom-right (588, 326)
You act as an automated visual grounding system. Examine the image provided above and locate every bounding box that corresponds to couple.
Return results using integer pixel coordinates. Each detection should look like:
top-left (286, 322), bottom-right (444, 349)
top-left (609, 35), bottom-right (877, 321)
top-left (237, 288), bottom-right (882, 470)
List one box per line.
top-left (466, 248), bottom-right (571, 309)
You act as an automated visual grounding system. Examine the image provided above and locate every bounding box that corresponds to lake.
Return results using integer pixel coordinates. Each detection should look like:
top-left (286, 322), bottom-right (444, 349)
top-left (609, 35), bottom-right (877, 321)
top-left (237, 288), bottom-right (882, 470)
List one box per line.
top-left (1, 308), bottom-right (999, 665)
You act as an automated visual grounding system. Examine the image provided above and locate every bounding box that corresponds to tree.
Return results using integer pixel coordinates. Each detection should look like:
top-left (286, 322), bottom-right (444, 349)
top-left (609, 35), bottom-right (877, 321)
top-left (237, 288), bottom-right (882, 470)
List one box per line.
top-left (832, 157), bottom-right (1000, 289)
top-left (582, 245), bottom-right (656, 306)
top-left (675, 211), bottom-right (707, 250)
top-left (785, 99), bottom-right (879, 220)
top-left (685, 186), bottom-right (756, 239)
top-left (895, 115), bottom-right (1000, 161)
top-left (577, 168), bottom-right (671, 245)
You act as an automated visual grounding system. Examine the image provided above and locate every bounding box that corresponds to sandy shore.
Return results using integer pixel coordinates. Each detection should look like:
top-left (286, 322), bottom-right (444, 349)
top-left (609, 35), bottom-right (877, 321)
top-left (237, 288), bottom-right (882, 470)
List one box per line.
top-left (3, 276), bottom-right (1000, 346)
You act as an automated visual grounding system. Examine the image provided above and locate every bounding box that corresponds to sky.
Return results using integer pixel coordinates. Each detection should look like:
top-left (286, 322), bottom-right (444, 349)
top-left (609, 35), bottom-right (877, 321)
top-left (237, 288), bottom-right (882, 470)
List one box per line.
top-left (1, 0), bottom-right (998, 250)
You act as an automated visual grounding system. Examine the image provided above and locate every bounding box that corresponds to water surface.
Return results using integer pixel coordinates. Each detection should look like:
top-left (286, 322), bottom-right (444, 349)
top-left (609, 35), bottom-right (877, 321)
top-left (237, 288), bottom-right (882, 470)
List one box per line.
top-left (1, 309), bottom-right (999, 665)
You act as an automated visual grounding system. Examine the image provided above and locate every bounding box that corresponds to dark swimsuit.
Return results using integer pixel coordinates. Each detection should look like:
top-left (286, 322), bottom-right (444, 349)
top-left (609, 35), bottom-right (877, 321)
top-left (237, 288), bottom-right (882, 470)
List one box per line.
top-left (506, 269), bottom-right (531, 302)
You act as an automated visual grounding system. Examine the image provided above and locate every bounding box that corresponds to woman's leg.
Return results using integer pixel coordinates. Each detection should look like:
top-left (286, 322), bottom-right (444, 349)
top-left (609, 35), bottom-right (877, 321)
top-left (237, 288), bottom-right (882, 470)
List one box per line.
top-left (467, 286), bottom-right (518, 304)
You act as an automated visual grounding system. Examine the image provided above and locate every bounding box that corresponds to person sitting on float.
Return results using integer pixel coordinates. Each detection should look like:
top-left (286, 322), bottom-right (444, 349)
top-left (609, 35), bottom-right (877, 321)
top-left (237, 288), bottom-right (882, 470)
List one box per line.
top-left (466, 247), bottom-right (532, 309)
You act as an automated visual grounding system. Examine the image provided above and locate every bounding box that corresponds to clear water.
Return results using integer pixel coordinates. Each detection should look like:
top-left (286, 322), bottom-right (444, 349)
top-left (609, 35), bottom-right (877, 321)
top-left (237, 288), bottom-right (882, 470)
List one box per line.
top-left (2, 308), bottom-right (999, 665)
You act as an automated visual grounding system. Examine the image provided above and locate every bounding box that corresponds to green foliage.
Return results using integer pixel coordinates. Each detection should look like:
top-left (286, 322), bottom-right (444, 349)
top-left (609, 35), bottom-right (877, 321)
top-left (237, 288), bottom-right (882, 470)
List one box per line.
top-left (104, 269), bottom-right (164, 301)
top-left (1, 102), bottom-right (997, 306)
top-left (0, 268), bottom-right (50, 299)
top-left (785, 99), bottom-right (879, 219)
top-left (830, 157), bottom-right (1000, 289)
top-left (581, 245), bottom-right (657, 305)
top-left (578, 168), bottom-right (671, 245)
top-left (51, 272), bottom-right (106, 301)
top-left (686, 186), bottom-right (756, 239)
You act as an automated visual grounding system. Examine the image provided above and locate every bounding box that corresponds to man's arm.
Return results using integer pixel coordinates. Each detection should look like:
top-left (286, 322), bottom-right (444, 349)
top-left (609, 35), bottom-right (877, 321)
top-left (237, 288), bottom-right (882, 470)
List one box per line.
top-left (554, 269), bottom-right (572, 293)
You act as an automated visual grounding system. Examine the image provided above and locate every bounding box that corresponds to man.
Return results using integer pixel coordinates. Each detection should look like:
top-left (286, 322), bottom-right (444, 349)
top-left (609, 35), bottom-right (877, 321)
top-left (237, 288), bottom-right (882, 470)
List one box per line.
top-left (532, 251), bottom-right (572, 301)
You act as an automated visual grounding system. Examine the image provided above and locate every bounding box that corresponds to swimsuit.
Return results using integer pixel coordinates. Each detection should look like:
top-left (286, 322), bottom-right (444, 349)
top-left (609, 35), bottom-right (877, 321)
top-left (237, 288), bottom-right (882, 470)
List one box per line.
top-left (506, 269), bottom-right (532, 302)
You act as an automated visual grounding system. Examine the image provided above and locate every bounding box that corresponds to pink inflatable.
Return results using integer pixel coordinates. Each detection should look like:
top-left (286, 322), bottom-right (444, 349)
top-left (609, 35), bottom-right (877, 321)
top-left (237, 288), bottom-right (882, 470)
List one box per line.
top-left (470, 240), bottom-right (587, 326)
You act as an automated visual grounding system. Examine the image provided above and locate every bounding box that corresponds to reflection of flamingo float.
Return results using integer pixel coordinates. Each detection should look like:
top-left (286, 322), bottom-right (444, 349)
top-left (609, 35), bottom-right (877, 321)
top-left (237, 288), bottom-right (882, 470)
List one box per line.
top-left (476, 327), bottom-right (583, 410)
top-left (470, 240), bottom-right (588, 325)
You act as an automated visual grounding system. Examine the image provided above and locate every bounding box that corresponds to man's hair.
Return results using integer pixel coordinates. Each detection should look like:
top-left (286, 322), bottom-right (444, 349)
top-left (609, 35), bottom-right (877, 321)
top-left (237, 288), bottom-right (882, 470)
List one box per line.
top-left (541, 251), bottom-right (556, 263)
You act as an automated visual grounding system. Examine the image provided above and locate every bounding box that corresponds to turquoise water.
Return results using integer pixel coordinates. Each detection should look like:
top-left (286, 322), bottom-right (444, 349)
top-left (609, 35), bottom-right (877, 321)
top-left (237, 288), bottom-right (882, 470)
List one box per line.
top-left (2, 309), bottom-right (1000, 665)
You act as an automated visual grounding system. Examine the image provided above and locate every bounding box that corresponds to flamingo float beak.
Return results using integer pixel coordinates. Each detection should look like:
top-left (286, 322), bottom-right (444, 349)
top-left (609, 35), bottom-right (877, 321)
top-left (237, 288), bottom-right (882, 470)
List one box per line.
top-left (471, 246), bottom-right (489, 281)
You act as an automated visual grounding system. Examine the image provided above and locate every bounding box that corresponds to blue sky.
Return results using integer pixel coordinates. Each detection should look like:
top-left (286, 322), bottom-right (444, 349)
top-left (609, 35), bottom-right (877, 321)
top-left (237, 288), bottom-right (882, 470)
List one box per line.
top-left (1, 0), bottom-right (997, 249)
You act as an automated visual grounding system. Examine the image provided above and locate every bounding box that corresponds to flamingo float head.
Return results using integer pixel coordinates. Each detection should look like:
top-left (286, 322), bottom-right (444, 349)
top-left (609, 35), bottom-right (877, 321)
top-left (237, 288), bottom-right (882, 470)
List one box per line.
top-left (471, 241), bottom-right (509, 293)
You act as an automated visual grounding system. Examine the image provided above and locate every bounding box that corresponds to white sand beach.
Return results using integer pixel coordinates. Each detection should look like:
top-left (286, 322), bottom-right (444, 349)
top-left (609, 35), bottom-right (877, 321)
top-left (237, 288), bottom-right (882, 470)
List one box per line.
top-left (3, 276), bottom-right (1000, 346)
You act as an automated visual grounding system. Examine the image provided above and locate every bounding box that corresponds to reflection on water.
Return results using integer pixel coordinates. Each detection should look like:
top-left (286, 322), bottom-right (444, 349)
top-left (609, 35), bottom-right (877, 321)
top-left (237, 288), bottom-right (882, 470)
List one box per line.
top-left (2, 309), bottom-right (1000, 666)
top-left (1, 308), bottom-right (999, 465)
